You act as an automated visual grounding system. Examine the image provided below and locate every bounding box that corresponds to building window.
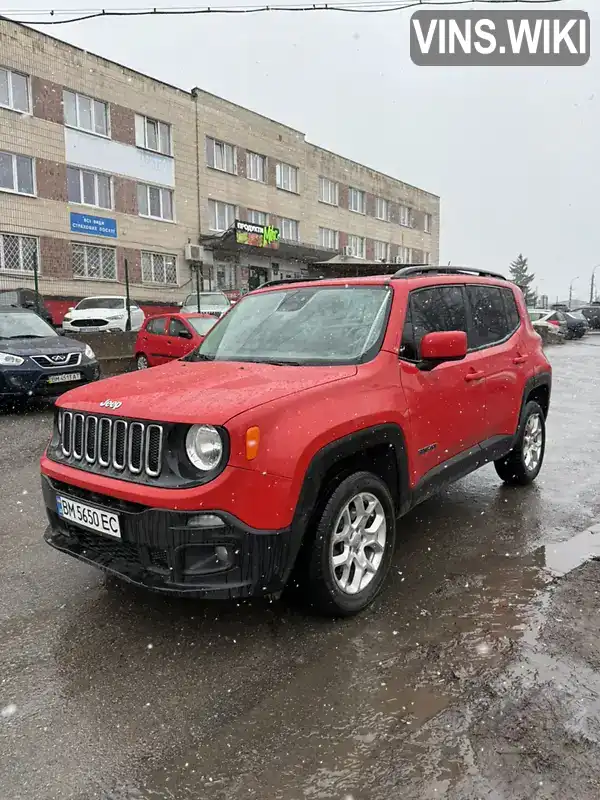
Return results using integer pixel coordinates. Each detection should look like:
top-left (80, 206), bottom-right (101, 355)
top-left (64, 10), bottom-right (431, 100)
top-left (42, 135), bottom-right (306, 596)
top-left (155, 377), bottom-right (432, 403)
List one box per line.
top-left (135, 115), bottom-right (171, 156)
top-left (399, 205), bottom-right (412, 227)
top-left (280, 217), bottom-right (299, 241)
top-left (318, 227), bottom-right (339, 249)
top-left (423, 251), bottom-right (431, 265)
top-left (247, 209), bottom-right (267, 225)
top-left (0, 151), bottom-right (35, 196)
top-left (63, 90), bottom-right (108, 137)
top-left (214, 263), bottom-right (236, 291)
top-left (374, 240), bottom-right (390, 261)
top-left (141, 251), bottom-right (177, 285)
top-left (72, 243), bottom-right (116, 280)
top-left (424, 213), bottom-right (432, 233)
top-left (209, 199), bottom-right (236, 232)
top-left (375, 197), bottom-right (389, 221)
top-left (398, 245), bottom-right (411, 264)
top-left (246, 152), bottom-right (266, 182)
top-left (276, 162), bottom-right (298, 193)
top-left (137, 183), bottom-right (174, 221)
top-left (206, 137), bottom-right (237, 174)
top-left (0, 68), bottom-right (30, 113)
top-left (348, 234), bottom-right (365, 258)
top-left (319, 177), bottom-right (338, 206)
top-left (0, 233), bottom-right (38, 274)
top-left (348, 187), bottom-right (366, 214)
top-left (67, 166), bottom-right (112, 209)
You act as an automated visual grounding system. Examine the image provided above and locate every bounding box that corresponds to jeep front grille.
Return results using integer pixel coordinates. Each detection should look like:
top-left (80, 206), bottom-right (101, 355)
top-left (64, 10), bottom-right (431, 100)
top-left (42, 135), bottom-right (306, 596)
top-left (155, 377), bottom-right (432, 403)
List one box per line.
top-left (58, 410), bottom-right (163, 478)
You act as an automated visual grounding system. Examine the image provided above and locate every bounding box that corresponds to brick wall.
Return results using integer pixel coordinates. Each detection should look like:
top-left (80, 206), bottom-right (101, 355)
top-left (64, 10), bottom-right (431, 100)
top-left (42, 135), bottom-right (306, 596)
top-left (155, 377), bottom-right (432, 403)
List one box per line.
top-left (114, 177), bottom-right (138, 215)
top-left (110, 103), bottom-right (136, 146)
top-left (36, 159), bottom-right (67, 201)
top-left (40, 236), bottom-right (71, 278)
top-left (32, 77), bottom-right (64, 125)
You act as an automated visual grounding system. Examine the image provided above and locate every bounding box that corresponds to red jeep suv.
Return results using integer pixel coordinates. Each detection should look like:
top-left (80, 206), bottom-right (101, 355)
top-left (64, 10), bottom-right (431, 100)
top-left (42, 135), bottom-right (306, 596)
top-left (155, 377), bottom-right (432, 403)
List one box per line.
top-left (41, 267), bottom-right (551, 616)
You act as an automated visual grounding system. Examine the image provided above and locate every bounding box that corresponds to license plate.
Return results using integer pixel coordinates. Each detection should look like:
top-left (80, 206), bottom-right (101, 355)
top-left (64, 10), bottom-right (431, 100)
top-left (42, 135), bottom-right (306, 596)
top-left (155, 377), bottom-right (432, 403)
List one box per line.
top-left (56, 495), bottom-right (121, 539)
top-left (48, 372), bottom-right (81, 384)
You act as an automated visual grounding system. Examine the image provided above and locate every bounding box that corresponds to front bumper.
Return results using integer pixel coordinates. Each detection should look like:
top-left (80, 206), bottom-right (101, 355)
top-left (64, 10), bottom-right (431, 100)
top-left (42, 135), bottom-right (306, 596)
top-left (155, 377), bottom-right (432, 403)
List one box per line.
top-left (0, 361), bottom-right (101, 400)
top-left (42, 474), bottom-right (299, 599)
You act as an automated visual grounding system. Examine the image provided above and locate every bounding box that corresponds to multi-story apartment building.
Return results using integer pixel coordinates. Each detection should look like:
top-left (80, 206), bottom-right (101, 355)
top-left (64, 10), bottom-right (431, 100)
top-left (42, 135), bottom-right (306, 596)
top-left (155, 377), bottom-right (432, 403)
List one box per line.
top-left (0, 18), bottom-right (440, 320)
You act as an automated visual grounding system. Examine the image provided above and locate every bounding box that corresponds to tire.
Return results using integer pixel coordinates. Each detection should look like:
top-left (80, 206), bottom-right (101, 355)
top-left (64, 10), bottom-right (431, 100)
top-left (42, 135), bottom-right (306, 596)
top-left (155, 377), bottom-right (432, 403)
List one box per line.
top-left (303, 471), bottom-right (396, 617)
top-left (136, 354), bottom-right (149, 370)
top-left (494, 400), bottom-right (546, 486)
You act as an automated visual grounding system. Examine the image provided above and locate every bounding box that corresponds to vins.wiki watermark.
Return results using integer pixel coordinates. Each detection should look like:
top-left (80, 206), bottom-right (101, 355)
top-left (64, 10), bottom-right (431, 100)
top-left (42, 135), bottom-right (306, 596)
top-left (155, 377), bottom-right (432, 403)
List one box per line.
top-left (410, 10), bottom-right (590, 66)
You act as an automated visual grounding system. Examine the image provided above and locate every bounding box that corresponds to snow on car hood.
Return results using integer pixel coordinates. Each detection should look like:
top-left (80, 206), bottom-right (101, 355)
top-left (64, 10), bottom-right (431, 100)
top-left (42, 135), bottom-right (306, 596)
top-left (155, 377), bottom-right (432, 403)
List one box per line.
top-left (56, 359), bottom-right (357, 424)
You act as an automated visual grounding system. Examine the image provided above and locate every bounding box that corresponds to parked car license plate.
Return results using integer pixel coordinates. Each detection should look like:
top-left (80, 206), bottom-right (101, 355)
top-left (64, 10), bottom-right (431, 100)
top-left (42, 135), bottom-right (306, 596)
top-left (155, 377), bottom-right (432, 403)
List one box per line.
top-left (48, 372), bottom-right (81, 384)
top-left (56, 495), bottom-right (121, 539)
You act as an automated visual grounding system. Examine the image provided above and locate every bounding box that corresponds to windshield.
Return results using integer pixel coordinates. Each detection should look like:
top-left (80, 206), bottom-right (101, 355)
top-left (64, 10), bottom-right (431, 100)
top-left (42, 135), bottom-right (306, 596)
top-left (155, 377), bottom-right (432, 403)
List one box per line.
top-left (0, 291), bottom-right (19, 305)
top-left (567, 311), bottom-right (585, 321)
top-left (185, 285), bottom-right (392, 365)
top-left (76, 298), bottom-right (124, 310)
top-left (188, 317), bottom-right (216, 336)
top-left (0, 312), bottom-right (56, 340)
top-left (183, 293), bottom-right (230, 309)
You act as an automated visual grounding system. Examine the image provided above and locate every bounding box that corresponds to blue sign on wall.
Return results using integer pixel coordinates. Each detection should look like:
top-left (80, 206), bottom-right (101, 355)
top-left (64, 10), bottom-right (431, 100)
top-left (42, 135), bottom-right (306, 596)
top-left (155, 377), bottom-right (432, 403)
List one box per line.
top-left (70, 212), bottom-right (117, 239)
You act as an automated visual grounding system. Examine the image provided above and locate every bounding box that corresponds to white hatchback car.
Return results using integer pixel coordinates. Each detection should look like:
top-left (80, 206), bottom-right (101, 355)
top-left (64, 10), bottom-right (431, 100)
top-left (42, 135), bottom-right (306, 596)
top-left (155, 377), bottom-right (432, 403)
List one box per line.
top-left (62, 296), bottom-right (145, 333)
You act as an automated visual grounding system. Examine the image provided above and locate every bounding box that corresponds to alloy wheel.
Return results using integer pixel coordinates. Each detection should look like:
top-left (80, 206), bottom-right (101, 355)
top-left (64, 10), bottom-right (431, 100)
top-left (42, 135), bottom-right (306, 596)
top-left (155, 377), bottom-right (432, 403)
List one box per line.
top-left (330, 492), bottom-right (387, 595)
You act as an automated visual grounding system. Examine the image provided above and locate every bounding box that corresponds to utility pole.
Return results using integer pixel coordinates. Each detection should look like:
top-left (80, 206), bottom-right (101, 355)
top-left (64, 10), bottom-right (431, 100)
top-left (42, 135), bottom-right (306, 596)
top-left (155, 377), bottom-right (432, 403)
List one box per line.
top-left (590, 264), bottom-right (600, 303)
top-left (569, 276), bottom-right (579, 309)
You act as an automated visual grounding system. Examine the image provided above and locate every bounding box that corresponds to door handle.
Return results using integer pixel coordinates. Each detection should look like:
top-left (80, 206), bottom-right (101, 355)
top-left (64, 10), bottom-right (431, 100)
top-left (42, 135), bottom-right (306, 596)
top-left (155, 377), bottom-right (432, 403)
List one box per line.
top-left (513, 355), bottom-right (528, 365)
top-left (465, 371), bottom-right (485, 382)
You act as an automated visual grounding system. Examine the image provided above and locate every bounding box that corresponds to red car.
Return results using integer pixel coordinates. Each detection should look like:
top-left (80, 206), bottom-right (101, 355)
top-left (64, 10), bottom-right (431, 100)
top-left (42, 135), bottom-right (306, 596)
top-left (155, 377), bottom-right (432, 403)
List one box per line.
top-left (134, 312), bottom-right (216, 370)
top-left (41, 267), bottom-right (551, 616)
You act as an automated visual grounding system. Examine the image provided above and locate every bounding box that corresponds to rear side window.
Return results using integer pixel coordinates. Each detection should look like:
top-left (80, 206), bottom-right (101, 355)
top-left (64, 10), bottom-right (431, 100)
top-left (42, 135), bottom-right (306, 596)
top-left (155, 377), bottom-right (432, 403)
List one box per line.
top-left (401, 285), bottom-right (467, 361)
top-left (145, 316), bottom-right (167, 334)
top-left (502, 288), bottom-right (521, 331)
top-left (466, 285), bottom-right (511, 349)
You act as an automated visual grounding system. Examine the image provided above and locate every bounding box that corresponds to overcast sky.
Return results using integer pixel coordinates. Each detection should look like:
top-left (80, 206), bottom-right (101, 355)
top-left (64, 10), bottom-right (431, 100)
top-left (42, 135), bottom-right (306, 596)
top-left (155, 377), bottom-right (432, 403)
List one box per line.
top-left (10, 0), bottom-right (599, 301)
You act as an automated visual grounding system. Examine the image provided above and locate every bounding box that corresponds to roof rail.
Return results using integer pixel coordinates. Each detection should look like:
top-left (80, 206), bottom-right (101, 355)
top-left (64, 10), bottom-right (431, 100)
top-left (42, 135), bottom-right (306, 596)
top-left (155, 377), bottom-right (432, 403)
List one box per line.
top-left (252, 277), bottom-right (323, 290)
top-left (393, 265), bottom-right (507, 281)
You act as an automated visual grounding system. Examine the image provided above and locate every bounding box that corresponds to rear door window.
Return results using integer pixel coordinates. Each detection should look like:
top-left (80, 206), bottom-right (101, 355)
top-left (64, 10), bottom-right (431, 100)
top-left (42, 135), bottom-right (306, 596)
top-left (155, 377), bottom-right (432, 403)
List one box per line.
top-left (466, 285), bottom-right (511, 349)
top-left (400, 285), bottom-right (467, 361)
top-left (145, 316), bottom-right (167, 335)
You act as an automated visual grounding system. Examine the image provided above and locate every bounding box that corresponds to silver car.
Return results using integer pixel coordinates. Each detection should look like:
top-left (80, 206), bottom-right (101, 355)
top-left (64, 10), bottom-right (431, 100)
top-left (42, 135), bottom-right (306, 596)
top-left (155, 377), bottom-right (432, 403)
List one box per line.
top-left (180, 291), bottom-right (232, 319)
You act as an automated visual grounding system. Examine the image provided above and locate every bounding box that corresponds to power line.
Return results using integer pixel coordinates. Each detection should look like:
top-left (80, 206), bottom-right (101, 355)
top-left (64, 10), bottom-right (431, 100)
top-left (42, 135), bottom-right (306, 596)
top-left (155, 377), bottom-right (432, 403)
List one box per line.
top-left (0, 0), bottom-right (570, 25)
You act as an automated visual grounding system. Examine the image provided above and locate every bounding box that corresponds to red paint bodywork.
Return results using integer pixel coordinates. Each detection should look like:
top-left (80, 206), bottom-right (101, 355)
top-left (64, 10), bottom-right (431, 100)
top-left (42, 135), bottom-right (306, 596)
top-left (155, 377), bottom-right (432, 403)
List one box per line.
top-left (41, 274), bottom-right (551, 531)
top-left (134, 312), bottom-right (216, 367)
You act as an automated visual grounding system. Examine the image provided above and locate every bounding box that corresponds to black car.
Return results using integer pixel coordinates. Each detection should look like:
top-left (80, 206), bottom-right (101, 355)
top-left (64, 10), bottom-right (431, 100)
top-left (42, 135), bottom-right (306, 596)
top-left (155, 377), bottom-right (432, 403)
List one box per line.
top-left (0, 307), bottom-right (101, 407)
top-left (561, 310), bottom-right (589, 339)
top-left (576, 303), bottom-right (600, 331)
top-left (0, 287), bottom-right (54, 327)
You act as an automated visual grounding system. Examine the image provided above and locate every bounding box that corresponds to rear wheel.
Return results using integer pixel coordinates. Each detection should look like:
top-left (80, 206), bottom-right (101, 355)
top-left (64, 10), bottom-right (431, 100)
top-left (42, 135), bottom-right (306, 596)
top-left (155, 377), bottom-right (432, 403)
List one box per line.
top-left (494, 400), bottom-right (545, 486)
top-left (303, 471), bottom-right (396, 617)
top-left (136, 354), bottom-right (149, 370)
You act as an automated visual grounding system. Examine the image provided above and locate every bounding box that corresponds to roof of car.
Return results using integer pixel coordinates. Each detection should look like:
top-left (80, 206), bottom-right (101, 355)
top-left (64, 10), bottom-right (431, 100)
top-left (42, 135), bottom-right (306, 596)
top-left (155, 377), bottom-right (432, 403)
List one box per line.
top-left (0, 305), bottom-right (30, 313)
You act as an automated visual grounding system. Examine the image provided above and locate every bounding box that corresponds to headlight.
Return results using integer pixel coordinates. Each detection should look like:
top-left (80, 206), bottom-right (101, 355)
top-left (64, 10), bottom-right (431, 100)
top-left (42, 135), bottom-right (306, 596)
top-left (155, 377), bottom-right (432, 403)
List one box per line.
top-left (185, 424), bottom-right (223, 471)
top-left (84, 344), bottom-right (96, 360)
top-left (0, 352), bottom-right (24, 366)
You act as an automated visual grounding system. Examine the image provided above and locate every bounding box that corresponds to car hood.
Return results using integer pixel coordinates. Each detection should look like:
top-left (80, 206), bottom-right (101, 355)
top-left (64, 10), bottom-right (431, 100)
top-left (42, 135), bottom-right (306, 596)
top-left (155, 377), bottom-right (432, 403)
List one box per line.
top-left (66, 307), bottom-right (125, 319)
top-left (57, 359), bottom-right (357, 424)
top-left (0, 335), bottom-right (86, 357)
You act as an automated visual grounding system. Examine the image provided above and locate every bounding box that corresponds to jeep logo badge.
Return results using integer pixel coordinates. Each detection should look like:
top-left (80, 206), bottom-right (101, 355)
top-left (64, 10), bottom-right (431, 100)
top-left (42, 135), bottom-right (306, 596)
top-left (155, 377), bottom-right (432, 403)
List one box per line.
top-left (100, 399), bottom-right (122, 410)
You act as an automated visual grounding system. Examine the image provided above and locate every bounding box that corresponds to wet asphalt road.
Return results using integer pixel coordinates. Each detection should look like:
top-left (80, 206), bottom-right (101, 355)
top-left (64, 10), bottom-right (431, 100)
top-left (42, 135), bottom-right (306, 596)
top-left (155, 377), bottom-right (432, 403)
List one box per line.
top-left (1, 338), bottom-right (600, 800)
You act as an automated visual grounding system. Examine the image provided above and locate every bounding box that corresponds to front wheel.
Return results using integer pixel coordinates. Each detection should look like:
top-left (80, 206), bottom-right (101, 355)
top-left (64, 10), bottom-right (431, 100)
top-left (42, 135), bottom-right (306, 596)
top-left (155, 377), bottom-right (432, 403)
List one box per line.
top-left (136, 354), bottom-right (149, 370)
top-left (494, 400), bottom-right (546, 486)
top-left (304, 471), bottom-right (396, 617)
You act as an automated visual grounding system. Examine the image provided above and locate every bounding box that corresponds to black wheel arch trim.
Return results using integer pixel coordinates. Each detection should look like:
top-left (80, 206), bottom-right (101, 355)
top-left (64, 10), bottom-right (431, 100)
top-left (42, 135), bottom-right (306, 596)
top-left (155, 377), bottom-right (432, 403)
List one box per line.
top-left (514, 371), bottom-right (552, 443)
top-left (284, 423), bottom-right (410, 582)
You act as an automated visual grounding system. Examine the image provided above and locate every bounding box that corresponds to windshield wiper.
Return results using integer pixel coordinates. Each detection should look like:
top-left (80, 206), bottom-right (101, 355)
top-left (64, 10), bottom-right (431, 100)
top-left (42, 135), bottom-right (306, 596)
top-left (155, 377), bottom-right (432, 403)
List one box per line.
top-left (6, 334), bottom-right (47, 339)
top-left (253, 358), bottom-right (304, 366)
top-left (185, 352), bottom-right (214, 362)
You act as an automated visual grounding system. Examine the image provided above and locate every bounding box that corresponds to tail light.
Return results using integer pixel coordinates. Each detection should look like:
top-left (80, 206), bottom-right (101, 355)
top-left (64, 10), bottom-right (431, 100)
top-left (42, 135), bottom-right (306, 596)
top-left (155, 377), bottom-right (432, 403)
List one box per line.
top-left (549, 320), bottom-right (559, 326)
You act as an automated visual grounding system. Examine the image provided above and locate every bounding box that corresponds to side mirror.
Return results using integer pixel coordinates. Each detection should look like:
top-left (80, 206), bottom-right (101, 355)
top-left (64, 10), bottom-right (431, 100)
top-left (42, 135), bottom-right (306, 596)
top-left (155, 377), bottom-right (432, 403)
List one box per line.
top-left (420, 331), bottom-right (467, 365)
top-left (179, 330), bottom-right (193, 339)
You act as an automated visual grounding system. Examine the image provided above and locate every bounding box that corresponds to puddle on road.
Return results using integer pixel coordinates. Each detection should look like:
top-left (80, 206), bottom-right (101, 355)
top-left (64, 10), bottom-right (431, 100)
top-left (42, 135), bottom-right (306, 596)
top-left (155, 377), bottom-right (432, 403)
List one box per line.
top-left (542, 523), bottom-right (600, 577)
